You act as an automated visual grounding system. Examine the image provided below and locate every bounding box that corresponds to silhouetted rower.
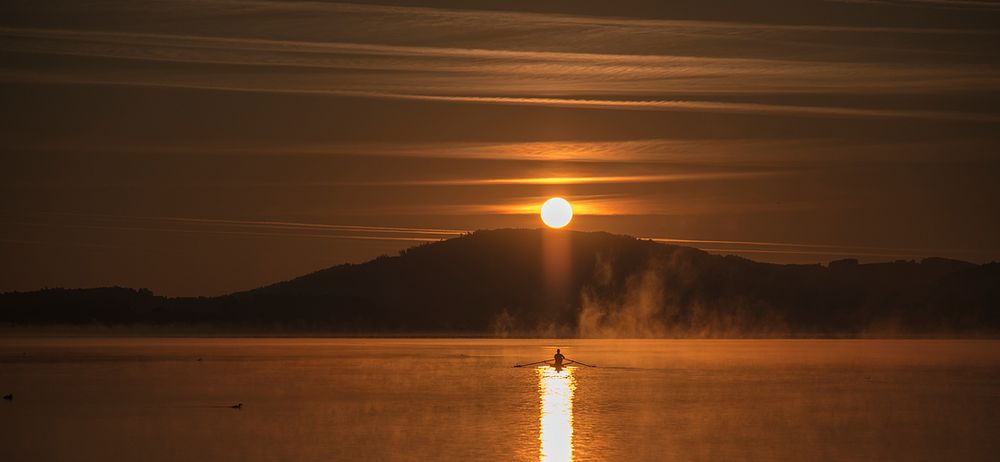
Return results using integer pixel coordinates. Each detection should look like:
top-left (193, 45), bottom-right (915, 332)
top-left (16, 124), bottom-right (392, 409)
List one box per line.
top-left (553, 349), bottom-right (565, 368)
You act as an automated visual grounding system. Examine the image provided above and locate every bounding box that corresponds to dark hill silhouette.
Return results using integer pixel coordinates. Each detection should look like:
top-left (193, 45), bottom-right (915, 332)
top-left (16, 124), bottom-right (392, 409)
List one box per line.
top-left (1, 229), bottom-right (997, 336)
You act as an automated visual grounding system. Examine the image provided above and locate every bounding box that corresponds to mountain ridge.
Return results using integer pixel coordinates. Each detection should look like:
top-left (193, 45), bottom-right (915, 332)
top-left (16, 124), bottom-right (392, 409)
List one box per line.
top-left (2, 229), bottom-right (997, 336)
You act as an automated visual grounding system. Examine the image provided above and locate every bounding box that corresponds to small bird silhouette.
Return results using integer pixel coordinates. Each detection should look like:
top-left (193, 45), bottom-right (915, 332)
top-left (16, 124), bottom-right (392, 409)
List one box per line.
top-left (231, 403), bottom-right (242, 409)
top-left (2, 393), bottom-right (12, 401)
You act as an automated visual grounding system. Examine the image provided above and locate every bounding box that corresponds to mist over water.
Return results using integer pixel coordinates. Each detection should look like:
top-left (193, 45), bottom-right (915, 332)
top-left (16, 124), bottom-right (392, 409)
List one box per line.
top-left (1, 338), bottom-right (997, 461)
top-left (579, 261), bottom-right (669, 338)
top-left (576, 253), bottom-right (792, 338)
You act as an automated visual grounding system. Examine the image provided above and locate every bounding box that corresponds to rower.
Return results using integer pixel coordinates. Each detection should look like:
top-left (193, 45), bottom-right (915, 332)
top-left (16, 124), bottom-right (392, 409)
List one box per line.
top-left (553, 349), bottom-right (565, 368)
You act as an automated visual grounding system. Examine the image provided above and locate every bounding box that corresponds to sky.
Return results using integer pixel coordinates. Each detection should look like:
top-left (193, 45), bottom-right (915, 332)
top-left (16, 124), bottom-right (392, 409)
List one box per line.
top-left (1, 0), bottom-right (999, 296)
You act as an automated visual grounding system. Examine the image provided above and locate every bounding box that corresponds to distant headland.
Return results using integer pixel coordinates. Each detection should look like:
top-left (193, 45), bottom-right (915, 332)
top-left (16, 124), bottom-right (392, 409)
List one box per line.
top-left (1, 229), bottom-right (997, 337)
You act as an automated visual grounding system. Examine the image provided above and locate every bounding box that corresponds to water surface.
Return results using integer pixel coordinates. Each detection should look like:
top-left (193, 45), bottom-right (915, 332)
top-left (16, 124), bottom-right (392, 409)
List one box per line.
top-left (1, 338), bottom-right (997, 461)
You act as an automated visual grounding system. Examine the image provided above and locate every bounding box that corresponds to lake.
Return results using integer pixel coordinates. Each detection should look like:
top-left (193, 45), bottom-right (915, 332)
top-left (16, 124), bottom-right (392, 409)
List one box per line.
top-left (1, 338), bottom-right (998, 461)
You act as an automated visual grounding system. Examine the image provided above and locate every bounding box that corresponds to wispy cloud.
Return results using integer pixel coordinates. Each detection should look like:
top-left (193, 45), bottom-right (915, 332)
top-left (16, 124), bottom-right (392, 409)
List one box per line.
top-left (15, 214), bottom-right (991, 260)
top-left (4, 26), bottom-right (988, 93)
top-left (9, 74), bottom-right (997, 124)
top-left (138, 216), bottom-right (466, 235)
top-left (16, 222), bottom-right (448, 242)
top-left (3, 0), bottom-right (998, 124)
top-left (699, 247), bottom-right (932, 258)
top-left (648, 236), bottom-right (992, 256)
top-left (375, 171), bottom-right (780, 186)
top-left (375, 94), bottom-right (1000, 123)
top-left (825, 0), bottom-right (1000, 11)
top-left (17, 213), bottom-right (468, 242)
top-left (52, 138), bottom-right (989, 164)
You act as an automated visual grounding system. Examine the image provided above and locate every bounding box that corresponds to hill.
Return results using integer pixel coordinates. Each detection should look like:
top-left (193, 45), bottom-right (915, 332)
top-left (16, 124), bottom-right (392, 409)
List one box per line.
top-left (1, 229), bottom-right (998, 336)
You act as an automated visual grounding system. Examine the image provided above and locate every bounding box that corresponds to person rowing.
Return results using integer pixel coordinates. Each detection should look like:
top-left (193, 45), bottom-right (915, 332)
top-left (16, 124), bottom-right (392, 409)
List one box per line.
top-left (513, 350), bottom-right (596, 368)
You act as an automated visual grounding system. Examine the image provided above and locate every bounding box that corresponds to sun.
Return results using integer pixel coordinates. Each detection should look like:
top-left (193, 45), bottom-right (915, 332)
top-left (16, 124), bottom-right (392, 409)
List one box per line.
top-left (541, 197), bottom-right (573, 228)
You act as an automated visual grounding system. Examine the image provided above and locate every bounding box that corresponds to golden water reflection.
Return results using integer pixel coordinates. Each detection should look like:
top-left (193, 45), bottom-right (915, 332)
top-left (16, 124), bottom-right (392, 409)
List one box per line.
top-left (538, 366), bottom-right (575, 462)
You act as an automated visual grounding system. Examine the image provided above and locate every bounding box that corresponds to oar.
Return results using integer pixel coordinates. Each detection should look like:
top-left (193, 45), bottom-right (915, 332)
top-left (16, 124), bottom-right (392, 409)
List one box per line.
top-left (565, 358), bottom-right (597, 368)
top-left (514, 359), bottom-right (552, 368)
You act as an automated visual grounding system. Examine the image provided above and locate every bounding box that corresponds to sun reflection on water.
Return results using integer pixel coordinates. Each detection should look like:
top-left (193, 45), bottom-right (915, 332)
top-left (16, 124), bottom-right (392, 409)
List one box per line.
top-left (538, 366), bottom-right (575, 462)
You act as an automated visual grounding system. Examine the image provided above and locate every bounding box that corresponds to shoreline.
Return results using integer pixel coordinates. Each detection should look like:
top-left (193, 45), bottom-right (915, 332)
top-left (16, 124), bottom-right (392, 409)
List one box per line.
top-left (1, 326), bottom-right (997, 340)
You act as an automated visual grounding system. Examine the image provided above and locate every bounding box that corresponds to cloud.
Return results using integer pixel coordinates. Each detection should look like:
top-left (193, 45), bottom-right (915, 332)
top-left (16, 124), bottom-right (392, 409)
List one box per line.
top-left (375, 171), bottom-right (780, 186)
top-left (56, 138), bottom-right (989, 164)
top-left (8, 73), bottom-right (997, 124)
top-left (648, 237), bottom-right (996, 259)
top-left (825, 0), bottom-right (1000, 11)
top-left (2, 0), bottom-right (998, 124)
top-left (3, 25), bottom-right (996, 93)
top-left (15, 213), bottom-right (466, 243)
top-left (373, 94), bottom-right (1000, 123)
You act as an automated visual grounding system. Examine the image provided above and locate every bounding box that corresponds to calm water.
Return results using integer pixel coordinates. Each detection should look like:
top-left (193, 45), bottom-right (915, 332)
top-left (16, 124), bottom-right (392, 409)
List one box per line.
top-left (0, 338), bottom-right (998, 461)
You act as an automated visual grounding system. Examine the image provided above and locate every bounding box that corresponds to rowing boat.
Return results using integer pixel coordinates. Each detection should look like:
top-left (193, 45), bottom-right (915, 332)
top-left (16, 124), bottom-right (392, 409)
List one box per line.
top-left (514, 358), bottom-right (597, 369)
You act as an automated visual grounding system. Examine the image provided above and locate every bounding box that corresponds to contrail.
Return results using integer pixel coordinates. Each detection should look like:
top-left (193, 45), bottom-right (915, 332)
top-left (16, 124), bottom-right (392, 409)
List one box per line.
top-left (699, 247), bottom-right (931, 258)
top-left (15, 222), bottom-right (450, 243)
top-left (651, 237), bottom-right (992, 256)
top-left (43, 212), bottom-right (468, 235)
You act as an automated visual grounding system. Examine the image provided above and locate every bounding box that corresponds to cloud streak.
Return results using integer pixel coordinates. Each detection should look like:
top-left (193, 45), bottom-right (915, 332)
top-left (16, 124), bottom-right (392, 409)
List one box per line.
top-left (826, 0), bottom-right (1000, 11)
top-left (374, 171), bottom-right (780, 186)
top-left (17, 213), bottom-right (468, 243)
top-left (8, 74), bottom-right (997, 124)
top-left (649, 237), bottom-right (994, 257)
top-left (15, 222), bottom-right (450, 243)
top-left (3, 0), bottom-right (999, 124)
top-left (7, 211), bottom-right (997, 269)
top-left (4, 26), bottom-right (988, 92)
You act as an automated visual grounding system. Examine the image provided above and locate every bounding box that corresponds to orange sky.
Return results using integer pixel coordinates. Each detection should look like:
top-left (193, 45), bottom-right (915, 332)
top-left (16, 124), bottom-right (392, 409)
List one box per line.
top-left (1, 0), bottom-right (999, 295)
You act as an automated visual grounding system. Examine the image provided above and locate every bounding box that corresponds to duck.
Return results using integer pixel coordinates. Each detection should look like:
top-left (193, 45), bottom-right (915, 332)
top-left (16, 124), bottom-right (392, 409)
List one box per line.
top-left (231, 403), bottom-right (242, 409)
top-left (2, 393), bottom-right (11, 401)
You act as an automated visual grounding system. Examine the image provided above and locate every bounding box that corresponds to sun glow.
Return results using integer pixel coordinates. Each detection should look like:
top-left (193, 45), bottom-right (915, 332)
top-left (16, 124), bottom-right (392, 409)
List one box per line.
top-left (541, 198), bottom-right (573, 228)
